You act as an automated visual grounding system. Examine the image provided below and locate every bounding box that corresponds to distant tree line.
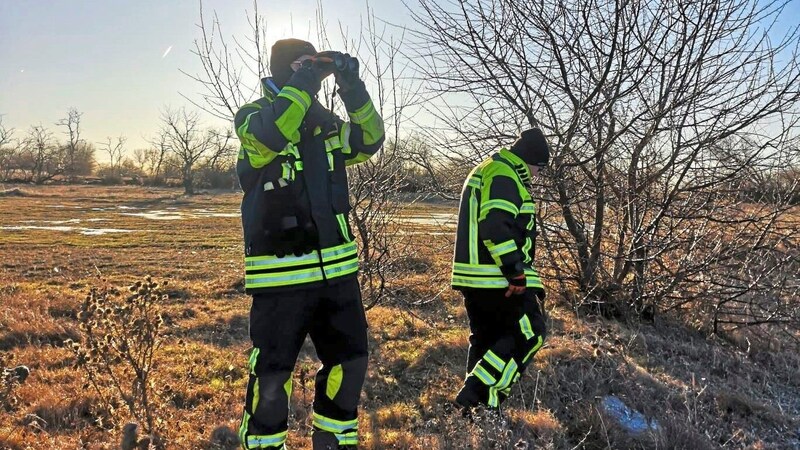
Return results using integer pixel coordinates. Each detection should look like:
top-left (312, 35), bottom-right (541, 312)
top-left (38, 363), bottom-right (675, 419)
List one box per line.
top-left (0, 107), bottom-right (237, 195)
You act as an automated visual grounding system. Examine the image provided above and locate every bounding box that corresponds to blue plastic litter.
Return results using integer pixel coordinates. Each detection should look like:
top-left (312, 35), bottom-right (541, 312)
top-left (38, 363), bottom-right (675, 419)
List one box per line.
top-left (601, 395), bottom-right (661, 435)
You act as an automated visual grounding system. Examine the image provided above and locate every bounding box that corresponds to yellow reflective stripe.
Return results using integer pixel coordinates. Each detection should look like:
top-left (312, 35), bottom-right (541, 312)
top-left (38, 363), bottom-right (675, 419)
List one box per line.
top-left (246, 252), bottom-right (318, 270)
top-left (248, 348), bottom-right (259, 375)
top-left (496, 359), bottom-right (518, 390)
top-left (344, 152), bottom-right (371, 166)
top-left (488, 389), bottom-right (499, 407)
top-left (241, 102), bottom-right (263, 111)
top-left (322, 241), bottom-right (358, 262)
top-left (337, 431), bottom-right (359, 446)
top-left (453, 262), bottom-right (541, 277)
top-left (312, 413), bottom-right (358, 433)
top-left (252, 377), bottom-right (261, 425)
top-left (484, 239), bottom-right (517, 259)
top-left (451, 274), bottom-right (544, 289)
top-left (246, 267), bottom-right (325, 288)
top-left (324, 259), bottom-right (359, 278)
top-left (519, 315), bottom-right (534, 340)
top-left (348, 100), bottom-right (376, 124)
top-left (467, 177), bottom-right (481, 189)
top-left (277, 86), bottom-right (311, 110)
top-left (247, 431), bottom-right (288, 447)
top-left (522, 237), bottom-right (533, 264)
top-left (520, 202), bottom-right (535, 214)
top-left (480, 199), bottom-right (519, 220)
top-left (281, 142), bottom-right (300, 159)
top-left (451, 276), bottom-right (508, 289)
top-left (468, 191), bottom-right (479, 264)
top-left (483, 350), bottom-right (505, 372)
top-left (237, 111), bottom-right (280, 168)
top-left (245, 242), bottom-right (357, 270)
top-left (326, 364), bottom-right (343, 400)
top-left (340, 122), bottom-right (352, 155)
top-left (349, 100), bottom-right (384, 146)
top-left (325, 136), bottom-right (342, 151)
top-left (471, 363), bottom-right (497, 386)
top-left (240, 347), bottom-right (260, 448)
top-left (336, 213), bottom-right (352, 242)
top-left (523, 335), bottom-right (544, 363)
top-left (239, 411), bottom-right (250, 448)
top-left (284, 377), bottom-right (292, 399)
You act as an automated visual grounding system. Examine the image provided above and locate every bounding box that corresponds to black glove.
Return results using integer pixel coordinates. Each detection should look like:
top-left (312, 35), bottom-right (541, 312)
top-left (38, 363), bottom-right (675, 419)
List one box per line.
top-left (333, 53), bottom-right (360, 92)
top-left (288, 56), bottom-right (336, 96)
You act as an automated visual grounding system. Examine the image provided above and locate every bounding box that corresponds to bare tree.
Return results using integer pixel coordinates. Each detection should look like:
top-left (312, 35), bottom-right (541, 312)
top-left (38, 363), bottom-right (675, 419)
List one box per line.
top-left (412, 0), bottom-right (800, 335)
top-left (21, 125), bottom-right (64, 184)
top-left (181, 0), bottom-right (267, 121)
top-left (159, 107), bottom-right (217, 195)
top-left (100, 136), bottom-right (127, 178)
top-left (56, 108), bottom-right (85, 181)
top-left (143, 131), bottom-right (173, 184)
top-left (0, 117), bottom-right (16, 181)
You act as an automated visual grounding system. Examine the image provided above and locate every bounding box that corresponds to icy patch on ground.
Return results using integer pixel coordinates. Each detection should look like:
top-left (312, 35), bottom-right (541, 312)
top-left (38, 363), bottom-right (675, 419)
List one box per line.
top-left (120, 210), bottom-right (184, 220)
top-left (1, 226), bottom-right (136, 236)
top-left (399, 212), bottom-right (458, 228)
top-left (120, 209), bottom-right (239, 220)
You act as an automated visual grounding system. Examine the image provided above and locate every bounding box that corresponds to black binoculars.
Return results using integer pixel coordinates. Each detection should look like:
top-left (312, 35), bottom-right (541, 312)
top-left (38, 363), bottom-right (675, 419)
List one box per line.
top-left (332, 53), bottom-right (359, 74)
top-left (303, 51), bottom-right (359, 75)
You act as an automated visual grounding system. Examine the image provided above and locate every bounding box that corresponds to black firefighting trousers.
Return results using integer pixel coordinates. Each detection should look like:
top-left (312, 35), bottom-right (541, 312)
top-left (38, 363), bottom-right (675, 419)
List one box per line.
top-left (459, 288), bottom-right (547, 409)
top-left (239, 278), bottom-right (368, 449)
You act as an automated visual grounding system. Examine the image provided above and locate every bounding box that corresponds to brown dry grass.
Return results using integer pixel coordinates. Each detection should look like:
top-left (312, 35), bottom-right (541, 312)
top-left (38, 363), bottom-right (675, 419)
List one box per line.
top-left (0, 185), bottom-right (797, 449)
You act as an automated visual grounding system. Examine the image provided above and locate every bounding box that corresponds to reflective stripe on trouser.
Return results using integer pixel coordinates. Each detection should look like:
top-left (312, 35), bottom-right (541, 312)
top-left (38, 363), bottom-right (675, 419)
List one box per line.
top-left (461, 288), bottom-right (547, 408)
top-left (239, 349), bottom-right (292, 449)
top-left (243, 279), bottom-right (368, 448)
top-left (312, 356), bottom-right (368, 447)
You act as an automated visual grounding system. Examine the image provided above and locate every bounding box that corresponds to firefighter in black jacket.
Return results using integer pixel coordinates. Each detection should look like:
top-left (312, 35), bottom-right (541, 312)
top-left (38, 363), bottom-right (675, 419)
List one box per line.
top-left (234, 39), bottom-right (384, 449)
top-left (452, 129), bottom-right (550, 411)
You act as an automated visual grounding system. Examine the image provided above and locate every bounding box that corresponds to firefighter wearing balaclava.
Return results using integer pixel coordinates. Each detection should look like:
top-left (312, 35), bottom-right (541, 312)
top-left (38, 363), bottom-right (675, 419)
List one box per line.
top-left (233, 38), bottom-right (384, 450)
top-left (451, 129), bottom-right (550, 413)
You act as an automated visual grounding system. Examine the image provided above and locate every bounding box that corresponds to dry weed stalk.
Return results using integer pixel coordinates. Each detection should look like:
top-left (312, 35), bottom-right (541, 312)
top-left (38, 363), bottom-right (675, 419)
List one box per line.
top-left (65, 276), bottom-right (168, 444)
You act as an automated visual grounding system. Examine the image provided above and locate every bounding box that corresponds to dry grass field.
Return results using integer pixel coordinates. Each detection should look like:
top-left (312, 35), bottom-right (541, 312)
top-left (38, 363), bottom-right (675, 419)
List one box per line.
top-left (0, 185), bottom-right (798, 449)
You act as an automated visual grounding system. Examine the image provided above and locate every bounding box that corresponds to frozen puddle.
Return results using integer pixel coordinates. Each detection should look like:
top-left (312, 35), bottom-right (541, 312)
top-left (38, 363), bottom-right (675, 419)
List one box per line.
top-left (121, 210), bottom-right (184, 220)
top-left (120, 209), bottom-right (240, 220)
top-left (1, 225), bottom-right (135, 236)
top-left (21, 218), bottom-right (108, 225)
top-left (400, 213), bottom-right (457, 228)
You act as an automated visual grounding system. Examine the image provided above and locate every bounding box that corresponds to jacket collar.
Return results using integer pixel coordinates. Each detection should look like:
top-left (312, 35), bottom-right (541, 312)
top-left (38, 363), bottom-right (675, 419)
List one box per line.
top-left (260, 77), bottom-right (281, 100)
top-left (498, 148), bottom-right (532, 184)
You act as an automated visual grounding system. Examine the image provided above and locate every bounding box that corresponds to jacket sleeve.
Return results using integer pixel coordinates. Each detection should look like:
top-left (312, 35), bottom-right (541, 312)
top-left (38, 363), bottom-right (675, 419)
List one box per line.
top-left (234, 69), bottom-right (319, 169)
top-left (478, 174), bottom-right (525, 278)
top-left (337, 80), bottom-right (385, 166)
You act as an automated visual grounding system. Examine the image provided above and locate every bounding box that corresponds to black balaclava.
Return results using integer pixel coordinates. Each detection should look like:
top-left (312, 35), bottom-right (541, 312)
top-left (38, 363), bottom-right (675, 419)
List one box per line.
top-left (269, 38), bottom-right (317, 87)
top-left (509, 128), bottom-right (550, 166)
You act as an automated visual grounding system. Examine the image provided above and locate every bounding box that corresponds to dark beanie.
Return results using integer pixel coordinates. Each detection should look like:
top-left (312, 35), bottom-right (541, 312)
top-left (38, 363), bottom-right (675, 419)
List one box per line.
top-left (510, 128), bottom-right (550, 166)
top-left (270, 38), bottom-right (317, 87)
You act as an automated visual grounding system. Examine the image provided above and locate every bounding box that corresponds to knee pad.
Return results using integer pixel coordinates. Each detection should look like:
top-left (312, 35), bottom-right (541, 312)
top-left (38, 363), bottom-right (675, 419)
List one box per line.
top-left (252, 371), bottom-right (292, 425)
top-left (321, 356), bottom-right (367, 412)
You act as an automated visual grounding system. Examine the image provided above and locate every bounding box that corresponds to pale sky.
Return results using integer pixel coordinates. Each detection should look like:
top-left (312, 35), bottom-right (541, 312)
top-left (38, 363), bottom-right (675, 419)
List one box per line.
top-left (0, 0), bottom-right (412, 152)
top-left (1, 0), bottom-right (797, 156)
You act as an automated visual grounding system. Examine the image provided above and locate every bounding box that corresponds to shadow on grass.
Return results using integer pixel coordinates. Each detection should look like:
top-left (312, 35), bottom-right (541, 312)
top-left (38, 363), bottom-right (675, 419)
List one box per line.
top-left (0, 328), bottom-right (80, 351)
top-left (176, 314), bottom-right (249, 348)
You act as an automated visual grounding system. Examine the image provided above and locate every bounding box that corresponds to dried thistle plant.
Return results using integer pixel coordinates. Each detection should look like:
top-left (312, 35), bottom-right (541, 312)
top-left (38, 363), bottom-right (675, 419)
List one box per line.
top-left (65, 276), bottom-right (168, 444)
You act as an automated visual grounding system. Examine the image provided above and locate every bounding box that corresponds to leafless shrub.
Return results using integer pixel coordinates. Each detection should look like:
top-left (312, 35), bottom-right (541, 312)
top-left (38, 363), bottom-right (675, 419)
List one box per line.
top-left (65, 276), bottom-right (169, 446)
